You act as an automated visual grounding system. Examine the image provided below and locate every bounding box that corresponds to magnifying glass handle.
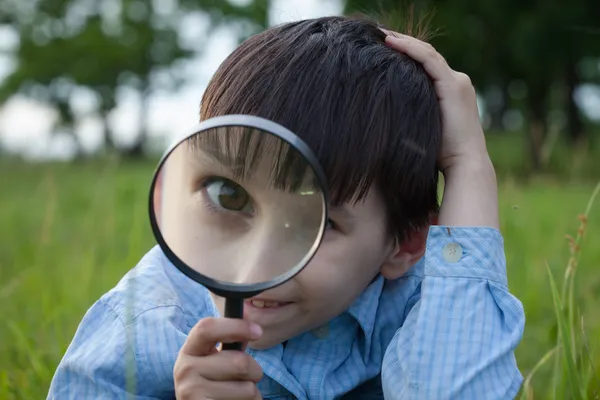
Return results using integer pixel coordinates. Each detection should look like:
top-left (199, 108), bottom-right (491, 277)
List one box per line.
top-left (222, 298), bottom-right (244, 351)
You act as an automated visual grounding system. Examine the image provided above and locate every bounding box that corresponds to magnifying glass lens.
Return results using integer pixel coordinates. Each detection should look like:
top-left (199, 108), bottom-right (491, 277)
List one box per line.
top-left (151, 123), bottom-right (327, 287)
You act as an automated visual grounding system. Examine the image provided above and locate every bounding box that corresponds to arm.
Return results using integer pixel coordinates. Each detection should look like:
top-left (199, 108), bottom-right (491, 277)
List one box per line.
top-left (381, 34), bottom-right (525, 399)
top-left (47, 298), bottom-right (180, 399)
top-left (381, 224), bottom-right (524, 399)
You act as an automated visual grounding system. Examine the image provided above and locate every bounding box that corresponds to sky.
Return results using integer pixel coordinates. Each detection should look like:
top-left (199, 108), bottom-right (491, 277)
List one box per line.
top-left (0, 0), bottom-right (343, 160)
top-left (0, 0), bottom-right (598, 161)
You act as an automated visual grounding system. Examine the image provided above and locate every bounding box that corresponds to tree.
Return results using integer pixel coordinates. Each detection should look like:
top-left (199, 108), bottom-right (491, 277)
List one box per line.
top-left (344, 0), bottom-right (600, 170)
top-left (0, 0), bottom-right (270, 158)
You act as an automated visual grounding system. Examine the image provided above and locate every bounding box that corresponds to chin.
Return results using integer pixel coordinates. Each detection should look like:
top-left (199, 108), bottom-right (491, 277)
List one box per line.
top-left (247, 332), bottom-right (292, 350)
top-left (247, 338), bottom-right (281, 350)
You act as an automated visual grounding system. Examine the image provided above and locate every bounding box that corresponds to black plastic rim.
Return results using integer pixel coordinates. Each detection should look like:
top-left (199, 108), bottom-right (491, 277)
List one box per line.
top-left (148, 114), bottom-right (330, 299)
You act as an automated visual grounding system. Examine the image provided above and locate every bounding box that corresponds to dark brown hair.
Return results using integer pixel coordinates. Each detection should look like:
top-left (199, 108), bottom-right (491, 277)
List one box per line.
top-left (199, 15), bottom-right (442, 243)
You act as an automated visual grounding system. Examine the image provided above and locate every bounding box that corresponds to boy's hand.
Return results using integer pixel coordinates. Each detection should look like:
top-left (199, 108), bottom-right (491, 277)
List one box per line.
top-left (384, 33), bottom-right (499, 229)
top-left (383, 32), bottom-right (488, 171)
top-left (174, 317), bottom-right (264, 400)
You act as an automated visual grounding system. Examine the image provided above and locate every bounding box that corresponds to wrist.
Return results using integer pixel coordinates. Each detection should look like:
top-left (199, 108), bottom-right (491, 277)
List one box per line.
top-left (438, 153), bottom-right (499, 229)
top-left (441, 152), bottom-right (495, 180)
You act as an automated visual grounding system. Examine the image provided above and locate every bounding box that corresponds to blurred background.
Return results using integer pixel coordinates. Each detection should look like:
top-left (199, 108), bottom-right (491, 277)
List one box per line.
top-left (0, 0), bottom-right (599, 399)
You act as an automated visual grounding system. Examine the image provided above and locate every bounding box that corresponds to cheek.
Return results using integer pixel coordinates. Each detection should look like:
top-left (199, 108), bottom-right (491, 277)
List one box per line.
top-left (295, 233), bottom-right (387, 306)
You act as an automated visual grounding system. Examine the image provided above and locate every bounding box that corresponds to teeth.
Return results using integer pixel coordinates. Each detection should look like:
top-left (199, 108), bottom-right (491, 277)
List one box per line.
top-left (250, 300), bottom-right (281, 308)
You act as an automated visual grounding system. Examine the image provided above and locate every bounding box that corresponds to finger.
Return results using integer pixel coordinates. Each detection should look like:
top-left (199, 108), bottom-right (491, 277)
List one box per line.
top-left (204, 381), bottom-right (262, 400)
top-left (177, 351), bottom-right (264, 382)
top-left (384, 35), bottom-right (454, 82)
top-left (177, 379), bottom-right (262, 400)
top-left (203, 380), bottom-right (262, 400)
top-left (181, 317), bottom-right (263, 356)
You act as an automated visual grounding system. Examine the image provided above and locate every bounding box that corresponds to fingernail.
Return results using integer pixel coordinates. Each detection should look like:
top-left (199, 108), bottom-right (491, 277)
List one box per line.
top-left (384, 35), bottom-right (402, 43)
top-left (249, 323), bottom-right (262, 339)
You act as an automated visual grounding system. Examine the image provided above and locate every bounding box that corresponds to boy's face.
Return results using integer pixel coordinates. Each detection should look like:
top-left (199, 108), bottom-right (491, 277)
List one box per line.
top-left (155, 133), bottom-right (423, 349)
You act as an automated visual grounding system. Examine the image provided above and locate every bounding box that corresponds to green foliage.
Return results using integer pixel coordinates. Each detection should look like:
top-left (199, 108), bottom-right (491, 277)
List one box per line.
top-left (519, 183), bottom-right (600, 399)
top-left (485, 130), bottom-right (600, 181)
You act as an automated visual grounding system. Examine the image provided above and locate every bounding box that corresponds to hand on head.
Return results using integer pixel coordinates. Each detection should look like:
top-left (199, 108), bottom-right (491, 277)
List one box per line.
top-left (383, 31), bottom-right (499, 229)
top-left (382, 31), bottom-right (489, 172)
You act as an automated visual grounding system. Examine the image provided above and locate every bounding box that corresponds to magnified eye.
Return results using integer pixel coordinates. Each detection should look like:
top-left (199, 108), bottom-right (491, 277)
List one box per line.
top-left (203, 177), bottom-right (254, 214)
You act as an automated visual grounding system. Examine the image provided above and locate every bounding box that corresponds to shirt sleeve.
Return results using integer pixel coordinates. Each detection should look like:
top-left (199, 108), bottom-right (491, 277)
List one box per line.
top-left (47, 297), bottom-right (184, 399)
top-left (381, 226), bottom-right (525, 400)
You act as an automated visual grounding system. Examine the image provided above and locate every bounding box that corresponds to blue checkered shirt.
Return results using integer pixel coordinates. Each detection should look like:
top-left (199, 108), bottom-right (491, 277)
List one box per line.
top-left (48, 226), bottom-right (525, 399)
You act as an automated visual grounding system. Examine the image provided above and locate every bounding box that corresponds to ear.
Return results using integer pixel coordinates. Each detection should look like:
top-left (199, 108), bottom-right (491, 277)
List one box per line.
top-left (380, 219), bottom-right (433, 280)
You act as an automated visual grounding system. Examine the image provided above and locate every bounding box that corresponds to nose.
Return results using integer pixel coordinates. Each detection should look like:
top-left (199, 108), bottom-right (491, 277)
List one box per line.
top-left (234, 217), bottom-right (317, 284)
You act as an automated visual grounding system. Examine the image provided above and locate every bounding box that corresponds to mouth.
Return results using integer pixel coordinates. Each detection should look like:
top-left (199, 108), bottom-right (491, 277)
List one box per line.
top-left (243, 297), bottom-right (296, 326)
top-left (245, 299), bottom-right (293, 309)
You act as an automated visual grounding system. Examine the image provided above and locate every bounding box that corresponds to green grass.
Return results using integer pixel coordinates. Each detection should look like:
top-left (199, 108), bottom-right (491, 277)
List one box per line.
top-left (1, 158), bottom-right (599, 399)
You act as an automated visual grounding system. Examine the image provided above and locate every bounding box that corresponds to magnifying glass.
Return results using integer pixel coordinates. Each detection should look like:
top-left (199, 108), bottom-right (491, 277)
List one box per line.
top-left (148, 115), bottom-right (329, 350)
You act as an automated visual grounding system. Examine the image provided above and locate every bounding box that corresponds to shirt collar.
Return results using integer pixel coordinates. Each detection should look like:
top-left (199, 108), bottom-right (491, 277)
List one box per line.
top-left (346, 274), bottom-right (385, 344)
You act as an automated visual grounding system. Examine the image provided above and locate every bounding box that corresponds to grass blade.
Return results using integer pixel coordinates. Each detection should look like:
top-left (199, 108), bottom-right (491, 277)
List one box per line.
top-left (546, 263), bottom-right (584, 400)
top-left (581, 316), bottom-right (600, 398)
top-left (520, 346), bottom-right (559, 400)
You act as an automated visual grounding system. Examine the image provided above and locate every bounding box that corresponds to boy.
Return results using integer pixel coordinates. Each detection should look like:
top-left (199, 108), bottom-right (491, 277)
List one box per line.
top-left (48, 16), bottom-right (525, 399)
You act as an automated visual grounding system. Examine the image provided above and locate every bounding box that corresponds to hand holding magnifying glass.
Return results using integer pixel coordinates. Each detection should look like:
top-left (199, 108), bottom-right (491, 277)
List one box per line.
top-left (149, 115), bottom-right (329, 351)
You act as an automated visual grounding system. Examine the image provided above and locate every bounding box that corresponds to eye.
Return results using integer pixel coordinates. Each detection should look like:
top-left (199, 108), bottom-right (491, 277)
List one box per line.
top-left (203, 177), bottom-right (254, 214)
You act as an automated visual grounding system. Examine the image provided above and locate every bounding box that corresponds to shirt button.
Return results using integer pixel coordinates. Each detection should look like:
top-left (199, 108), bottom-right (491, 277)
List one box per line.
top-left (442, 242), bottom-right (463, 263)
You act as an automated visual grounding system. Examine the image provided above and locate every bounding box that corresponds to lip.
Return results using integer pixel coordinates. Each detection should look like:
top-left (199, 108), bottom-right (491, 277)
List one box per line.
top-left (244, 298), bottom-right (293, 309)
top-left (243, 299), bottom-right (295, 325)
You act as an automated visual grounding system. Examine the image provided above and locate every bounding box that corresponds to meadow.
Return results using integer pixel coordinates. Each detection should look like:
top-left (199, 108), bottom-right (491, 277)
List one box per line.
top-left (1, 133), bottom-right (600, 399)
